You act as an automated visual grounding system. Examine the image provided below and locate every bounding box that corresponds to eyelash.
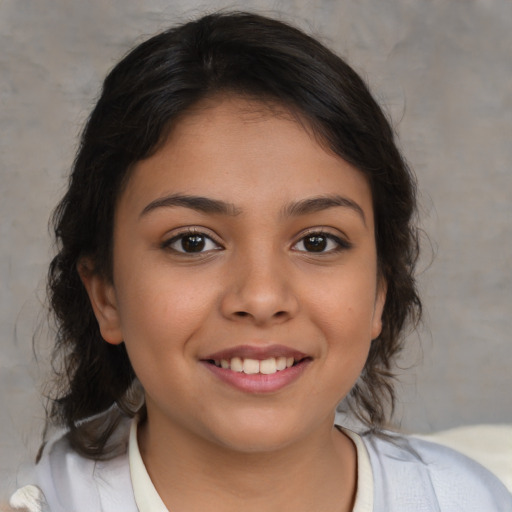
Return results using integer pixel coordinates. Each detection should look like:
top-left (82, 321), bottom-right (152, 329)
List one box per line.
top-left (161, 228), bottom-right (351, 255)
top-left (161, 229), bottom-right (223, 255)
top-left (292, 230), bottom-right (352, 254)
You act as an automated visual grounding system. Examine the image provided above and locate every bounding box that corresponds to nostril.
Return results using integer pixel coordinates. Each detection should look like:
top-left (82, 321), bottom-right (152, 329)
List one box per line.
top-left (234, 310), bottom-right (287, 319)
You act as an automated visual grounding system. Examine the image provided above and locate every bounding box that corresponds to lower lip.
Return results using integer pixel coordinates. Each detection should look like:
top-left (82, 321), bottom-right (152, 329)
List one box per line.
top-left (202, 359), bottom-right (311, 394)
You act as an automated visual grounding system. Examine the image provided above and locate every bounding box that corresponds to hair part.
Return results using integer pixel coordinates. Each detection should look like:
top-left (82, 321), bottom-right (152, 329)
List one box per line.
top-left (47, 11), bottom-right (421, 457)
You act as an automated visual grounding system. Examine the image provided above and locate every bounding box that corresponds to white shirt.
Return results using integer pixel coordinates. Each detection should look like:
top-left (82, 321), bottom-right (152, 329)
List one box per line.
top-left (10, 416), bottom-right (512, 511)
top-left (128, 421), bottom-right (374, 512)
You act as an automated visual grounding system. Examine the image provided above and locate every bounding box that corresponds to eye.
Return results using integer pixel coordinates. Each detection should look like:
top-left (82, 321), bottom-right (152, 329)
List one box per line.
top-left (292, 232), bottom-right (350, 253)
top-left (163, 231), bottom-right (221, 254)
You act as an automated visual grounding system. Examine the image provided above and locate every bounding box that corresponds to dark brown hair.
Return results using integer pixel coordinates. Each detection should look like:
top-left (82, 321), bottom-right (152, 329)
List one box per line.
top-left (47, 11), bottom-right (421, 457)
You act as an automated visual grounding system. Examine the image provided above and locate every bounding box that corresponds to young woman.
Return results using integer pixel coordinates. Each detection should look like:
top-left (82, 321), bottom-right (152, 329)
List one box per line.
top-left (10, 11), bottom-right (512, 512)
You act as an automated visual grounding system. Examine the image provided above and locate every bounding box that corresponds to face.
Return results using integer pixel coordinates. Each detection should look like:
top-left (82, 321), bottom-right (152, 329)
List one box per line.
top-left (82, 96), bottom-right (385, 453)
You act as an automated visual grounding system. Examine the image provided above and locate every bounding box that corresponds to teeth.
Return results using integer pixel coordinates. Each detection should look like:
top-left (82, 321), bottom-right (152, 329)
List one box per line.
top-left (213, 356), bottom-right (299, 374)
top-left (276, 356), bottom-right (287, 371)
top-left (260, 357), bottom-right (277, 374)
top-left (230, 357), bottom-right (243, 372)
top-left (243, 358), bottom-right (260, 374)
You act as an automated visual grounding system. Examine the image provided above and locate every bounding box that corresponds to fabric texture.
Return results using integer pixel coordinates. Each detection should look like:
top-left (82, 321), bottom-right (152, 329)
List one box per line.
top-left (417, 424), bottom-right (512, 492)
top-left (128, 419), bottom-right (172, 512)
top-left (342, 428), bottom-right (373, 512)
top-left (364, 432), bottom-right (512, 511)
top-left (10, 417), bottom-right (512, 512)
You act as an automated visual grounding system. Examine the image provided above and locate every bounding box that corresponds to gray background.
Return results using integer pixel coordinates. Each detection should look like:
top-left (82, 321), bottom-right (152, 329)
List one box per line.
top-left (1, 0), bottom-right (511, 500)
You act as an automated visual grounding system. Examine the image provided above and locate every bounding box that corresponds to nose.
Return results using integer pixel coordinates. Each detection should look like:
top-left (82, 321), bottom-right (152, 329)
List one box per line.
top-left (220, 251), bottom-right (300, 326)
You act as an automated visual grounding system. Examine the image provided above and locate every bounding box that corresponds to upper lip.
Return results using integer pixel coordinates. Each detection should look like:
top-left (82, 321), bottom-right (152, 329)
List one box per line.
top-left (202, 344), bottom-right (309, 361)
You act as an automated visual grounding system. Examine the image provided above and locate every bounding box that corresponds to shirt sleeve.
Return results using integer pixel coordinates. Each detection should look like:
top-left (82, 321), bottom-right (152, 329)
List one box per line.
top-left (9, 485), bottom-right (50, 512)
top-left (364, 432), bottom-right (512, 512)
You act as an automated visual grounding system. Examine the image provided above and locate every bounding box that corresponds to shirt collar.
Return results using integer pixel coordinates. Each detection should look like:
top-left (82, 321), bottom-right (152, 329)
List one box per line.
top-left (128, 418), bottom-right (373, 512)
top-left (340, 427), bottom-right (374, 512)
top-left (129, 419), bottom-right (169, 512)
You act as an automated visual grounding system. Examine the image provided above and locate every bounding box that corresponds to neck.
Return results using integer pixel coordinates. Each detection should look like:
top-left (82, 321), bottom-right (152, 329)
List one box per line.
top-left (138, 413), bottom-right (357, 512)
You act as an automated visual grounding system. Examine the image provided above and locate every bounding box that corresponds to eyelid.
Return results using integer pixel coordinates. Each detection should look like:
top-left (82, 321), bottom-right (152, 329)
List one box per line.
top-left (291, 228), bottom-right (352, 253)
top-left (161, 227), bottom-right (224, 253)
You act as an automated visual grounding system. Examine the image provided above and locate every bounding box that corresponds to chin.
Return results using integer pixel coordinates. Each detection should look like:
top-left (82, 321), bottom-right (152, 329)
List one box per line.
top-left (216, 430), bottom-right (299, 454)
top-left (203, 410), bottom-right (324, 454)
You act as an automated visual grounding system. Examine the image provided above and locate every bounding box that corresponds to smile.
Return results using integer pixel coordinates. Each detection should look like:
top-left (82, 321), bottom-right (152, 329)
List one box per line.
top-left (210, 356), bottom-right (296, 374)
top-left (201, 345), bottom-right (311, 393)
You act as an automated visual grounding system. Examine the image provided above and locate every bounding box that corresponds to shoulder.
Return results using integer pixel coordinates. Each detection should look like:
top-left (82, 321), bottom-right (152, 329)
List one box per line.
top-left (10, 417), bottom-right (137, 512)
top-left (361, 431), bottom-right (512, 511)
top-left (418, 423), bottom-right (512, 492)
top-left (8, 485), bottom-right (49, 512)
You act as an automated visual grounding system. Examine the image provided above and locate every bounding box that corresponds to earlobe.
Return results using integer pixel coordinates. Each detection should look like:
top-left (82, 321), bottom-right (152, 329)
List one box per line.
top-left (371, 279), bottom-right (387, 340)
top-left (77, 259), bottom-right (124, 345)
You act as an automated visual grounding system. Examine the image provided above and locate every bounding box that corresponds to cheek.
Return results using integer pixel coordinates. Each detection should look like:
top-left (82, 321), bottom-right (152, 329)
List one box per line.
top-left (306, 264), bottom-right (378, 374)
top-left (113, 266), bottom-right (221, 350)
top-left (313, 270), bottom-right (379, 333)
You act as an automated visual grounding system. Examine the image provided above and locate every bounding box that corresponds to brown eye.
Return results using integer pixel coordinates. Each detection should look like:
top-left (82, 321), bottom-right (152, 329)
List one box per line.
top-left (293, 232), bottom-right (350, 253)
top-left (303, 235), bottom-right (328, 252)
top-left (181, 235), bottom-right (206, 252)
top-left (164, 232), bottom-right (221, 254)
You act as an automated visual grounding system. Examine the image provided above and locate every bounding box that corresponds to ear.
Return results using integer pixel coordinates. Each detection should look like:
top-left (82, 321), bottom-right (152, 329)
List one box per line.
top-left (77, 258), bottom-right (124, 345)
top-left (371, 277), bottom-right (387, 340)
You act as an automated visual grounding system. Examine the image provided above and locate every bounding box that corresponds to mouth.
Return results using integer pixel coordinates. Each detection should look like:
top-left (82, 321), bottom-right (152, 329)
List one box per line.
top-left (200, 345), bottom-right (311, 393)
top-left (205, 356), bottom-right (304, 375)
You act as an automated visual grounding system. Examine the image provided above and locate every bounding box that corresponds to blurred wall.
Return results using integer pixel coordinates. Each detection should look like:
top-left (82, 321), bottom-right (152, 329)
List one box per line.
top-left (1, 0), bottom-right (511, 500)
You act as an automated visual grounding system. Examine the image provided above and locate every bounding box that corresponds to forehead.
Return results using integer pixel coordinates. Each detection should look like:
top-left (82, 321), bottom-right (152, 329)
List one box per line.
top-left (120, 95), bottom-right (373, 222)
top-left (163, 94), bottom-right (317, 159)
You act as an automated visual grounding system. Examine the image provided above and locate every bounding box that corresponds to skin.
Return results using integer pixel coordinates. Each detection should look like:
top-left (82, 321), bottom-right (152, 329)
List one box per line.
top-left (81, 95), bottom-right (386, 512)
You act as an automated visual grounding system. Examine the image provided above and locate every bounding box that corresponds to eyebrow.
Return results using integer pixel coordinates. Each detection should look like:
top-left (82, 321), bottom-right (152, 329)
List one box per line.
top-left (282, 195), bottom-right (366, 224)
top-left (139, 193), bottom-right (366, 224)
top-left (140, 194), bottom-right (242, 218)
